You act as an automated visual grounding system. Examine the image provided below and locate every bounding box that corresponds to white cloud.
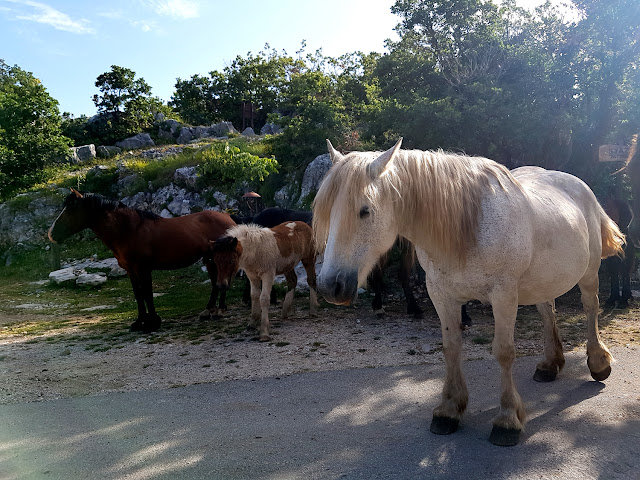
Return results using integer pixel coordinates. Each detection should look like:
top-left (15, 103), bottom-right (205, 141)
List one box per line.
top-left (143, 0), bottom-right (200, 19)
top-left (2, 0), bottom-right (95, 34)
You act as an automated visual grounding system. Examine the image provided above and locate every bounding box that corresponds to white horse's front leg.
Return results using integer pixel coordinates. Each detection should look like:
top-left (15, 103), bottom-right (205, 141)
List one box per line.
top-left (489, 288), bottom-right (526, 446)
top-left (259, 274), bottom-right (275, 342)
top-left (429, 295), bottom-right (468, 435)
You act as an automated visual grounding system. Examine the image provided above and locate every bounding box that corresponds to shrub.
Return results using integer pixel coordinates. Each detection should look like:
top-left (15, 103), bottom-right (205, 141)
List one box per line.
top-left (197, 142), bottom-right (278, 189)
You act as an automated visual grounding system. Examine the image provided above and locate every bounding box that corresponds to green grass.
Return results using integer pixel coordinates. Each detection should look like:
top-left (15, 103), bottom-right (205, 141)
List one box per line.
top-left (0, 236), bottom-right (248, 347)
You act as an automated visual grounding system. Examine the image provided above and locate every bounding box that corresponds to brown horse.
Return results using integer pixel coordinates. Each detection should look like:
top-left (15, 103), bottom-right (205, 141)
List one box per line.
top-left (602, 197), bottom-right (636, 308)
top-left (207, 221), bottom-right (319, 342)
top-left (622, 134), bottom-right (640, 246)
top-left (48, 189), bottom-right (235, 333)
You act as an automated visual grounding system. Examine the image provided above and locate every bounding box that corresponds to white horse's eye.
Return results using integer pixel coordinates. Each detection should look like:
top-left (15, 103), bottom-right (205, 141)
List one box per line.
top-left (359, 206), bottom-right (370, 219)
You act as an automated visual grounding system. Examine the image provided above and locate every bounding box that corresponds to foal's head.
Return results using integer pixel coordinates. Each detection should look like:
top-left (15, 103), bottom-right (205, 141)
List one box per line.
top-left (207, 236), bottom-right (243, 290)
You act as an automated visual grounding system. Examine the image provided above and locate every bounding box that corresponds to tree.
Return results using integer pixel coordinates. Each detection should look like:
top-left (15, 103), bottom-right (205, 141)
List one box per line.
top-left (89, 65), bottom-right (170, 145)
top-left (0, 60), bottom-right (70, 198)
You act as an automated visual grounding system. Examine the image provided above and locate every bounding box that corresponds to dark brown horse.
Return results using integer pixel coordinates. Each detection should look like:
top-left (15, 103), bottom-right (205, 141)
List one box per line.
top-left (602, 197), bottom-right (636, 308)
top-left (48, 189), bottom-right (235, 332)
top-left (622, 134), bottom-right (640, 246)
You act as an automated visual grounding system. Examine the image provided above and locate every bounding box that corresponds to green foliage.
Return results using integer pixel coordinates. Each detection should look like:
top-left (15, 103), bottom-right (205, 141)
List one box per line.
top-left (197, 142), bottom-right (278, 190)
top-left (0, 60), bottom-right (71, 200)
top-left (87, 65), bottom-right (175, 145)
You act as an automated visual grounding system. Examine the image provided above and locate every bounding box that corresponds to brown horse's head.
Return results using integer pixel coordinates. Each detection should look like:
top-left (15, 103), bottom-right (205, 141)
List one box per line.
top-left (207, 236), bottom-right (243, 290)
top-left (48, 189), bottom-right (93, 243)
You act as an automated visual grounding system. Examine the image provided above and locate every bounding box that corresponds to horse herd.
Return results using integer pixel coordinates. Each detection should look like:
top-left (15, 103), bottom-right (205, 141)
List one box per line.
top-left (47, 137), bottom-right (640, 446)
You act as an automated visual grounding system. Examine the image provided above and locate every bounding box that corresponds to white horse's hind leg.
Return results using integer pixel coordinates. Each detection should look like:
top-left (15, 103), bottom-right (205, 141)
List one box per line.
top-left (533, 300), bottom-right (565, 382)
top-left (489, 289), bottom-right (526, 446)
top-left (429, 297), bottom-right (468, 435)
top-left (579, 273), bottom-right (613, 381)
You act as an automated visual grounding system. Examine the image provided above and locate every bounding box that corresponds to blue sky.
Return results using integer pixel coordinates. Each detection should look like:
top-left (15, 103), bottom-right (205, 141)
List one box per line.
top-left (0, 0), bottom-right (551, 117)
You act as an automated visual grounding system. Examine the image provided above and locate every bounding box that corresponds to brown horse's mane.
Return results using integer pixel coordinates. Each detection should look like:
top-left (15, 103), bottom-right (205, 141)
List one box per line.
top-left (313, 148), bottom-right (517, 262)
top-left (66, 192), bottom-right (160, 221)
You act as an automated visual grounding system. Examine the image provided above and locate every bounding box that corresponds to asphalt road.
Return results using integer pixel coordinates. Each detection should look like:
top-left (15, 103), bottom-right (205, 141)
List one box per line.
top-left (1, 346), bottom-right (639, 480)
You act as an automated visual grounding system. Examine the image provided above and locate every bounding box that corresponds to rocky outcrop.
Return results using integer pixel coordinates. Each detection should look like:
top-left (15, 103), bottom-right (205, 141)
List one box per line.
top-left (96, 145), bottom-right (122, 158)
top-left (116, 133), bottom-right (155, 150)
top-left (297, 153), bottom-right (332, 207)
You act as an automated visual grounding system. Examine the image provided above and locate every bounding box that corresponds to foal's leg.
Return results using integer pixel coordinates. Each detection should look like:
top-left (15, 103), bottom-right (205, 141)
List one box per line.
top-left (579, 273), bottom-right (613, 381)
top-left (282, 269), bottom-right (297, 318)
top-left (248, 274), bottom-right (261, 327)
top-left (429, 295), bottom-right (468, 435)
top-left (303, 256), bottom-right (319, 316)
top-left (258, 274), bottom-right (275, 342)
top-left (533, 300), bottom-right (565, 382)
top-left (489, 289), bottom-right (526, 446)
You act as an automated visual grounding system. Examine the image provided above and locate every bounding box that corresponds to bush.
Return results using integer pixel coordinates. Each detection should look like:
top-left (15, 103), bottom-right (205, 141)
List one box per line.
top-left (197, 142), bottom-right (278, 189)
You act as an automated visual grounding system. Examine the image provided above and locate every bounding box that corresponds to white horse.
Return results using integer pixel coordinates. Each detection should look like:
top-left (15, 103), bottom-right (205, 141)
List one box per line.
top-left (313, 138), bottom-right (624, 446)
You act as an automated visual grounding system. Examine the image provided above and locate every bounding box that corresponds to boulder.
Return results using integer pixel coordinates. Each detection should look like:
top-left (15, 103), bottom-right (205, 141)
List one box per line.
top-left (115, 133), bottom-right (155, 150)
top-left (242, 127), bottom-right (256, 136)
top-left (260, 123), bottom-right (282, 135)
top-left (96, 145), bottom-right (122, 158)
top-left (73, 144), bottom-right (96, 163)
top-left (176, 127), bottom-right (193, 144)
top-left (210, 121), bottom-right (238, 137)
top-left (297, 153), bottom-right (332, 207)
top-left (76, 272), bottom-right (108, 287)
top-left (49, 267), bottom-right (82, 284)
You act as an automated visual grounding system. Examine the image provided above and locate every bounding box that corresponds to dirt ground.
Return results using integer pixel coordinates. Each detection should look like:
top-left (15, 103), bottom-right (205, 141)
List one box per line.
top-left (1, 282), bottom-right (639, 406)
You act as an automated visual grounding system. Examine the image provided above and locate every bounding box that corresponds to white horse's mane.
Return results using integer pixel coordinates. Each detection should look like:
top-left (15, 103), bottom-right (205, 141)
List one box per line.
top-left (313, 148), bottom-right (518, 261)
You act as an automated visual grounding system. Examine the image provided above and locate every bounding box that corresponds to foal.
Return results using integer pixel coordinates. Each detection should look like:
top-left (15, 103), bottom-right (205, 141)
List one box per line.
top-left (208, 221), bottom-right (319, 341)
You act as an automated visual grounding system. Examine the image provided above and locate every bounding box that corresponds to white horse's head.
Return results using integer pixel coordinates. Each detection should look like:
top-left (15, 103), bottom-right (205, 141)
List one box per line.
top-left (313, 139), bottom-right (403, 305)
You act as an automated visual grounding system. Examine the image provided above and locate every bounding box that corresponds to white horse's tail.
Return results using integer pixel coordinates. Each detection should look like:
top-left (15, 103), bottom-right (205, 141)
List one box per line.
top-left (600, 206), bottom-right (626, 259)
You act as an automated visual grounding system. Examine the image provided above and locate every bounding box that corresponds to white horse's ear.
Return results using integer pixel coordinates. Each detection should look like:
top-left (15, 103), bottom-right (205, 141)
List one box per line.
top-left (326, 139), bottom-right (344, 165)
top-left (367, 138), bottom-right (403, 179)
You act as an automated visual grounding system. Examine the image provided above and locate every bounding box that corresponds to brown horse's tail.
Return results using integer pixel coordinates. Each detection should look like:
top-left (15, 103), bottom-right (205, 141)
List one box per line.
top-left (600, 206), bottom-right (626, 259)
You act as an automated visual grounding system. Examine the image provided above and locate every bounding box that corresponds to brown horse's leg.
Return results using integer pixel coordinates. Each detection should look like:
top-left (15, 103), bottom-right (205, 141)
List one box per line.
top-left (428, 294), bottom-right (468, 436)
top-left (303, 255), bottom-right (319, 316)
top-left (259, 274), bottom-right (274, 342)
top-left (399, 244), bottom-right (422, 317)
top-left (128, 272), bottom-right (146, 331)
top-left (533, 300), bottom-right (565, 382)
top-left (620, 243), bottom-right (635, 307)
top-left (368, 261), bottom-right (385, 317)
top-left (200, 261), bottom-right (221, 319)
top-left (489, 288), bottom-right (525, 446)
top-left (579, 273), bottom-right (613, 381)
top-left (282, 270), bottom-right (297, 318)
top-left (140, 268), bottom-right (160, 333)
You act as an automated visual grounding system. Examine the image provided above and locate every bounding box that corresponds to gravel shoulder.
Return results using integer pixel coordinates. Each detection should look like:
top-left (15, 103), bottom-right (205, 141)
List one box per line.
top-left (1, 291), bottom-right (638, 405)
